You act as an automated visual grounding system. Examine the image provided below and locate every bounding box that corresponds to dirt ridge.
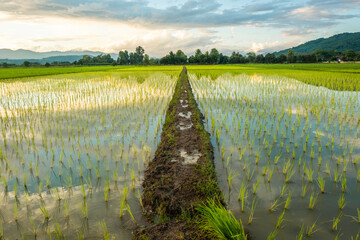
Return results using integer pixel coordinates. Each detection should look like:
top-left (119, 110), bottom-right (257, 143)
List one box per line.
top-left (133, 67), bottom-right (223, 239)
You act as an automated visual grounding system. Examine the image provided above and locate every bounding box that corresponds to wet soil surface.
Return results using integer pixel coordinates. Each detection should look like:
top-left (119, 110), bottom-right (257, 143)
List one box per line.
top-left (134, 220), bottom-right (213, 240)
top-left (133, 67), bottom-right (222, 239)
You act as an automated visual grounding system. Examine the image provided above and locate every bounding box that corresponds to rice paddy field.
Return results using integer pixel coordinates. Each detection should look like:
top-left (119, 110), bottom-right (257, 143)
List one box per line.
top-left (188, 65), bottom-right (360, 240)
top-left (0, 64), bottom-right (359, 239)
top-left (0, 69), bottom-right (179, 239)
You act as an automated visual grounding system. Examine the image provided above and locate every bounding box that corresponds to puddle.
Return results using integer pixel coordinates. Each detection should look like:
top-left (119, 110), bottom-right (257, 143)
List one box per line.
top-left (179, 111), bottom-right (192, 119)
top-left (177, 122), bottom-right (193, 130)
top-left (180, 149), bottom-right (201, 164)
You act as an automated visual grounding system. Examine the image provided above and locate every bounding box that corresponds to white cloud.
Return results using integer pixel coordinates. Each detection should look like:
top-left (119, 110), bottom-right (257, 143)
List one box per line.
top-left (0, 0), bottom-right (358, 29)
top-left (0, 0), bottom-right (359, 54)
top-left (249, 41), bottom-right (299, 53)
top-left (291, 6), bottom-right (330, 20)
top-left (0, 15), bottom-right (219, 56)
top-left (108, 30), bottom-right (218, 57)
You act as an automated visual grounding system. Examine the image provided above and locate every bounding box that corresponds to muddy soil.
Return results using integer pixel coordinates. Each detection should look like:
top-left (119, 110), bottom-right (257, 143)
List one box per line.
top-left (133, 67), bottom-right (223, 239)
top-left (140, 67), bottom-right (222, 219)
top-left (134, 220), bottom-right (214, 240)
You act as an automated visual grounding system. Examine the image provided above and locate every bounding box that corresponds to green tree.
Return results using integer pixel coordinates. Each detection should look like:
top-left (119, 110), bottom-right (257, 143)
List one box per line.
top-left (79, 55), bottom-right (92, 65)
top-left (343, 50), bottom-right (356, 61)
top-left (219, 54), bottom-right (229, 64)
top-left (188, 55), bottom-right (196, 64)
top-left (312, 49), bottom-right (334, 62)
top-left (149, 58), bottom-right (160, 65)
top-left (229, 52), bottom-right (245, 63)
top-left (265, 53), bottom-right (276, 63)
top-left (45, 62), bottom-right (50, 67)
top-left (277, 54), bottom-right (287, 63)
top-left (23, 61), bottom-right (30, 67)
top-left (247, 52), bottom-right (256, 63)
top-left (175, 50), bottom-right (187, 64)
top-left (298, 54), bottom-right (317, 63)
top-left (255, 54), bottom-right (265, 63)
top-left (203, 51), bottom-right (210, 64)
top-left (129, 53), bottom-right (136, 65)
top-left (118, 50), bottom-right (129, 65)
top-left (160, 51), bottom-right (175, 65)
top-left (356, 52), bottom-right (360, 61)
top-left (286, 50), bottom-right (295, 63)
top-left (143, 54), bottom-right (150, 65)
top-left (194, 49), bottom-right (203, 64)
top-left (209, 48), bottom-right (220, 64)
top-left (135, 46), bottom-right (145, 64)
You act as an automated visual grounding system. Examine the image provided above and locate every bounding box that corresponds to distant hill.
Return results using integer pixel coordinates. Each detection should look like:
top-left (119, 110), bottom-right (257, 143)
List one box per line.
top-left (0, 55), bottom-right (87, 65)
top-left (275, 32), bottom-right (360, 56)
top-left (0, 49), bottom-right (118, 64)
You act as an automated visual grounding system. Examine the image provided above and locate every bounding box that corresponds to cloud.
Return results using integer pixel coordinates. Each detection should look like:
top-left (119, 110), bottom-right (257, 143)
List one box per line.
top-left (0, 0), bottom-right (359, 31)
top-left (107, 30), bottom-right (218, 57)
top-left (251, 40), bottom-right (302, 53)
top-left (1, 0), bottom-right (360, 54)
top-left (284, 30), bottom-right (312, 39)
top-left (291, 6), bottom-right (329, 20)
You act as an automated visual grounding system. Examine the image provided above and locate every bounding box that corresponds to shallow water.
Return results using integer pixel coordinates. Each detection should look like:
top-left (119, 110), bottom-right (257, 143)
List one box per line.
top-left (0, 71), bottom-right (176, 239)
top-left (190, 73), bottom-right (360, 239)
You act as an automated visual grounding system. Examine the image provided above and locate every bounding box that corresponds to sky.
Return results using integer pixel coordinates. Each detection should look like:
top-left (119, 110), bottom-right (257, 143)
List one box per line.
top-left (0, 0), bottom-right (359, 57)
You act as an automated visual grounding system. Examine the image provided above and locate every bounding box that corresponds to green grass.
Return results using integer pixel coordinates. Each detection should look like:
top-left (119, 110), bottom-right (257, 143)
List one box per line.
top-left (187, 63), bottom-right (360, 91)
top-left (0, 65), bottom-right (181, 80)
top-left (196, 199), bottom-right (247, 240)
top-left (3, 64), bottom-right (360, 91)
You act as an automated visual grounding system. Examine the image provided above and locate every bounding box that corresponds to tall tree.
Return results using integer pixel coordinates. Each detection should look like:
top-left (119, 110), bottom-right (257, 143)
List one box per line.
top-left (265, 53), bottom-right (276, 63)
top-left (286, 50), bottom-right (295, 63)
top-left (129, 52), bottom-right (136, 65)
top-left (209, 48), bottom-right (220, 64)
top-left (23, 61), bottom-right (30, 67)
top-left (356, 52), bottom-right (360, 61)
top-left (277, 54), bottom-right (287, 63)
top-left (143, 54), bottom-right (150, 65)
top-left (255, 54), bottom-right (265, 63)
top-left (118, 50), bottom-right (129, 65)
top-left (175, 50), bottom-right (187, 64)
top-left (194, 49), bottom-right (203, 64)
top-left (135, 46), bottom-right (145, 64)
top-left (343, 50), bottom-right (356, 61)
top-left (247, 52), bottom-right (256, 63)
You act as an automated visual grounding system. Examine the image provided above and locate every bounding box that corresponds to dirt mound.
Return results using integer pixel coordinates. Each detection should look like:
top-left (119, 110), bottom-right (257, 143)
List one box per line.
top-left (134, 67), bottom-right (223, 239)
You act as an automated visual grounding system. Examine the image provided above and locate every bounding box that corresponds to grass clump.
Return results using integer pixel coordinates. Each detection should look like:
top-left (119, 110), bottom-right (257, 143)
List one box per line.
top-left (196, 199), bottom-right (247, 240)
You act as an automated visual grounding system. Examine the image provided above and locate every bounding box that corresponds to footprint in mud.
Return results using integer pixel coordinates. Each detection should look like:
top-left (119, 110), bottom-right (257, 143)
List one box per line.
top-left (178, 111), bottom-right (191, 119)
top-left (180, 149), bottom-right (201, 164)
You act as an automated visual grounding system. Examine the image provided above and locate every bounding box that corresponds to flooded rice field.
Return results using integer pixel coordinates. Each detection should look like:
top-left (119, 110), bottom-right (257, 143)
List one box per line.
top-left (190, 72), bottom-right (360, 240)
top-left (0, 71), bottom-right (177, 239)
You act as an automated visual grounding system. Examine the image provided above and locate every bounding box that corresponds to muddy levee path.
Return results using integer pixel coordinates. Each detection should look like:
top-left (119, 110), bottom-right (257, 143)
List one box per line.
top-left (133, 67), bottom-right (223, 239)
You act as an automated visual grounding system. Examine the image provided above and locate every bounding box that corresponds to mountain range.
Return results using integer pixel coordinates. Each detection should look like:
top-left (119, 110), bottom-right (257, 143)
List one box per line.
top-left (0, 49), bottom-right (118, 64)
top-left (274, 32), bottom-right (360, 56)
top-left (1, 32), bottom-right (359, 64)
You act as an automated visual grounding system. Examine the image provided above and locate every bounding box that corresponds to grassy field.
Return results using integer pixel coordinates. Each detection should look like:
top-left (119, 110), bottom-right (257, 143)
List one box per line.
top-left (2, 64), bottom-right (360, 91)
top-left (187, 63), bottom-right (360, 91)
top-left (0, 65), bottom-right (182, 80)
top-left (187, 63), bottom-right (360, 73)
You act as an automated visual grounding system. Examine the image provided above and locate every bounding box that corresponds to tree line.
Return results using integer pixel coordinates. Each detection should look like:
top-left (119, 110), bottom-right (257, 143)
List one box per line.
top-left (116, 47), bottom-right (360, 65)
top-left (2, 46), bottom-right (360, 68)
